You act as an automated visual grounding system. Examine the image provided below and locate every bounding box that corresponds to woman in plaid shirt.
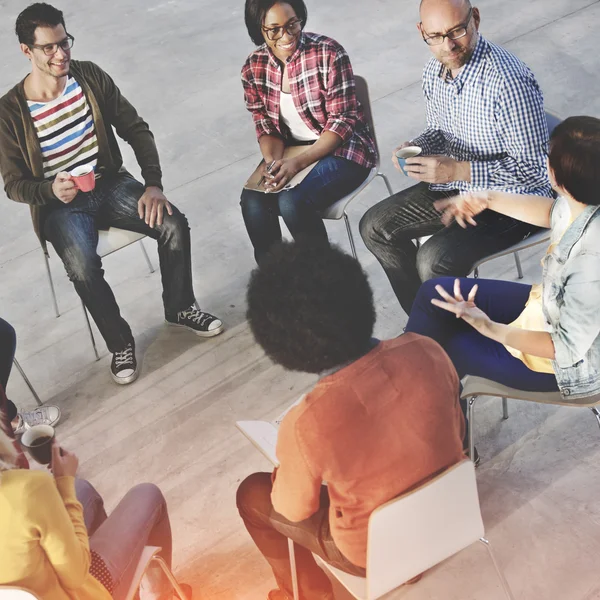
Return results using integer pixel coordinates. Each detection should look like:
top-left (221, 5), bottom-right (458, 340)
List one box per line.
top-left (240, 0), bottom-right (377, 263)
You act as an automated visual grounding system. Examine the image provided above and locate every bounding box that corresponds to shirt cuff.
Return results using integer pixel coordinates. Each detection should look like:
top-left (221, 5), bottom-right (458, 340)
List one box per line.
top-left (469, 161), bottom-right (490, 188)
top-left (143, 172), bottom-right (163, 190)
top-left (324, 119), bottom-right (353, 143)
top-left (255, 120), bottom-right (279, 139)
top-left (410, 133), bottom-right (438, 157)
top-left (55, 476), bottom-right (78, 502)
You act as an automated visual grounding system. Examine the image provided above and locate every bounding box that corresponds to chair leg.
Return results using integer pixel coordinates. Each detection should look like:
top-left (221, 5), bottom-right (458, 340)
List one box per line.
top-left (81, 301), bottom-right (100, 361)
top-left (473, 266), bottom-right (480, 279)
top-left (590, 407), bottom-right (600, 431)
top-left (502, 397), bottom-right (509, 420)
top-left (288, 538), bottom-right (300, 600)
top-left (376, 171), bottom-right (394, 196)
top-left (43, 251), bottom-right (60, 318)
top-left (343, 212), bottom-right (358, 260)
top-left (468, 396), bottom-right (477, 467)
top-left (151, 555), bottom-right (190, 600)
top-left (139, 240), bottom-right (155, 274)
top-left (513, 251), bottom-right (523, 279)
top-left (479, 538), bottom-right (516, 600)
top-left (13, 358), bottom-right (43, 407)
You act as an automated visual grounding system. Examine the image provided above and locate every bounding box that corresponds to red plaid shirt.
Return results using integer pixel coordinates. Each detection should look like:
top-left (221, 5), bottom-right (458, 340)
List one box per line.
top-left (241, 33), bottom-right (377, 169)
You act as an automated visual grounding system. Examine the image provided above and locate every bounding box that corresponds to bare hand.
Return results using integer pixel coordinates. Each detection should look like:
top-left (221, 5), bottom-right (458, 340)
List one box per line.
top-left (405, 155), bottom-right (467, 184)
top-left (51, 441), bottom-right (79, 478)
top-left (52, 172), bottom-right (78, 204)
top-left (430, 279), bottom-right (492, 333)
top-left (434, 191), bottom-right (490, 228)
top-left (138, 186), bottom-right (173, 228)
top-left (391, 141), bottom-right (412, 173)
top-left (264, 157), bottom-right (302, 193)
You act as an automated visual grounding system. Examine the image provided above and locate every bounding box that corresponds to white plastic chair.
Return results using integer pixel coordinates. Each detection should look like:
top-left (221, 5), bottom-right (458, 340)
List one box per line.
top-left (461, 375), bottom-right (600, 467)
top-left (123, 546), bottom-right (189, 600)
top-left (319, 76), bottom-right (394, 259)
top-left (0, 588), bottom-right (40, 599)
top-left (42, 227), bottom-right (155, 360)
top-left (288, 459), bottom-right (515, 600)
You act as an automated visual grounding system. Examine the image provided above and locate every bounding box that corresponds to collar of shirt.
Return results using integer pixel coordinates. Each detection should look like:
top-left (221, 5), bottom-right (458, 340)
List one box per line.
top-left (319, 338), bottom-right (381, 379)
top-left (266, 31), bottom-right (307, 69)
top-left (437, 34), bottom-right (488, 94)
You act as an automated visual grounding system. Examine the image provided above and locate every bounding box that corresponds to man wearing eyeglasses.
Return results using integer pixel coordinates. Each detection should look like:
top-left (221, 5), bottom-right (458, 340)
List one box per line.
top-left (0, 3), bottom-right (224, 385)
top-left (360, 0), bottom-right (551, 316)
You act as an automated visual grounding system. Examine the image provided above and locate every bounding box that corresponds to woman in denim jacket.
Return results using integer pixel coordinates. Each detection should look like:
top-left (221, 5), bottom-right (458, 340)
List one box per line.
top-left (406, 116), bottom-right (600, 401)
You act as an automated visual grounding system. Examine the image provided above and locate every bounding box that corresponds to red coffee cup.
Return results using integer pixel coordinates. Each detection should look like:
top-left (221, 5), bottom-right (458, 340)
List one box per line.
top-left (70, 164), bottom-right (96, 192)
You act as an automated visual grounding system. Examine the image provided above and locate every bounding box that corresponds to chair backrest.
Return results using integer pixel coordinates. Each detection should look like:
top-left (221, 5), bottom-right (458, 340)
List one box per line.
top-left (124, 546), bottom-right (162, 600)
top-left (366, 459), bottom-right (484, 600)
top-left (545, 110), bottom-right (562, 137)
top-left (354, 76), bottom-right (380, 167)
top-left (0, 589), bottom-right (41, 599)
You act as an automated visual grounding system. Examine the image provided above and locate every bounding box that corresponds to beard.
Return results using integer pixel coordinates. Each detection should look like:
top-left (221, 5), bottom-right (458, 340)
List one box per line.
top-left (438, 33), bottom-right (478, 71)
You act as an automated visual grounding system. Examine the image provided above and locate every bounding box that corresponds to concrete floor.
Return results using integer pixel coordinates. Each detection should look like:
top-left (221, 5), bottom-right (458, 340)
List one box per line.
top-left (1, 0), bottom-right (600, 598)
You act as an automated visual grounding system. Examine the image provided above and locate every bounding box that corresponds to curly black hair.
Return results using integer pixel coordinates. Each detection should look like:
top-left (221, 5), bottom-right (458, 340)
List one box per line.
top-left (244, 0), bottom-right (307, 46)
top-left (246, 240), bottom-right (375, 373)
top-left (16, 3), bottom-right (65, 46)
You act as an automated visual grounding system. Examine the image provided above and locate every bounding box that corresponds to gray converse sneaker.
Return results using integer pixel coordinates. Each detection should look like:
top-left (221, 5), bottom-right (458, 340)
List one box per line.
top-left (13, 405), bottom-right (62, 436)
top-left (111, 342), bottom-right (139, 385)
top-left (166, 306), bottom-right (224, 337)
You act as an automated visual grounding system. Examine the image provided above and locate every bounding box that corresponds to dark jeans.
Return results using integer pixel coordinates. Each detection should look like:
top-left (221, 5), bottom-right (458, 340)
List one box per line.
top-left (43, 173), bottom-right (196, 353)
top-left (237, 472), bottom-right (365, 600)
top-left (241, 156), bottom-right (370, 263)
top-left (359, 182), bottom-right (540, 315)
top-left (0, 318), bottom-right (17, 422)
top-left (77, 479), bottom-right (173, 600)
top-left (406, 277), bottom-right (559, 391)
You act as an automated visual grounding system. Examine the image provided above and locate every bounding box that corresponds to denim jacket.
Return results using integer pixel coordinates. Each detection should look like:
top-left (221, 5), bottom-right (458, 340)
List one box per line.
top-left (542, 196), bottom-right (600, 399)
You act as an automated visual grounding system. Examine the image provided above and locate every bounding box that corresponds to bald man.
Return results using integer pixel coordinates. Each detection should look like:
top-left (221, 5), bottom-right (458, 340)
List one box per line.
top-left (360, 0), bottom-right (551, 316)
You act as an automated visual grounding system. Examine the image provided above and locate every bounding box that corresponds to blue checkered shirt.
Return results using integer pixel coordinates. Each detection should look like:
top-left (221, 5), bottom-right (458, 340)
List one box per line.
top-left (412, 35), bottom-right (552, 197)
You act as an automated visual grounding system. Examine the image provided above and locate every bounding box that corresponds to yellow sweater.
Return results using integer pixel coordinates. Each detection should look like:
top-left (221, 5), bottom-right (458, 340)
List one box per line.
top-left (0, 469), bottom-right (111, 600)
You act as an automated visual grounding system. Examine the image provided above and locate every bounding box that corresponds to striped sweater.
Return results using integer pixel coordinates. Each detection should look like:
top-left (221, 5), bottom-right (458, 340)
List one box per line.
top-left (27, 77), bottom-right (98, 179)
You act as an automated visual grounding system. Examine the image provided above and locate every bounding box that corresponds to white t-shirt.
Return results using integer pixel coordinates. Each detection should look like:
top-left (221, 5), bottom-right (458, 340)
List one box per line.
top-left (279, 92), bottom-right (319, 142)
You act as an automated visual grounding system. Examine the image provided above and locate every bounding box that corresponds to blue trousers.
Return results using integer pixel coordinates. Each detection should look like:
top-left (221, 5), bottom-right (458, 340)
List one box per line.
top-left (240, 155), bottom-right (369, 262)
top-left (406, 277), bottom-right (559, 392)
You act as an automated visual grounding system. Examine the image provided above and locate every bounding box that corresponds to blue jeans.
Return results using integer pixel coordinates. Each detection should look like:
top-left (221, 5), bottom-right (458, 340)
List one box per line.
top-left (240, 156), bottom-right (370, 262)
top-left (43, 173), bottom-right (195, 353)
top-left (406, 277), bottom-right (559, 392)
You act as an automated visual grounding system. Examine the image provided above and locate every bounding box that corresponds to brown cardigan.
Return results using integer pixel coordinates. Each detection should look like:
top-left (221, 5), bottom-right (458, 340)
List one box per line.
top-left (0, 60), bottom-right (163, 250)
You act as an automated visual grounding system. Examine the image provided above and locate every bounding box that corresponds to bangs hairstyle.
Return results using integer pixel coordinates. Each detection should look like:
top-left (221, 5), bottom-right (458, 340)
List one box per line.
top-left (549, 116), bottom-right (600, 206)
top-left (244, 0), bottom-right (307, 45)
top-left (246, 240), bottom-right (375, 374)
top-left (16, 2), bottom-right (65, 46)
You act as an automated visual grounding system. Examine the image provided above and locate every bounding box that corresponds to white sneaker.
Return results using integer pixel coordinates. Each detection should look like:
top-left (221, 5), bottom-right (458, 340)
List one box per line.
top-left (13, 405), bottom-right (61, 435)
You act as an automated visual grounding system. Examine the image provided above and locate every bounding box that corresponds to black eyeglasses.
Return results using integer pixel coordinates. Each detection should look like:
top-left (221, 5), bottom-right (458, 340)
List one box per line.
top-left (262, 19), bottom-right (303, 41)
top-left (421, 9), bottom-right (472, 46)
top-left (29, 34), bottom-right (74, 56)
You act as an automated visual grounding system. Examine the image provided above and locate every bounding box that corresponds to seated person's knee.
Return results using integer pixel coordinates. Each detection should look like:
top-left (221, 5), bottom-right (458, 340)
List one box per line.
top-left (62, 248), bottom-right (100, 283)
top-left (236, 472), bottom-right (272, 514)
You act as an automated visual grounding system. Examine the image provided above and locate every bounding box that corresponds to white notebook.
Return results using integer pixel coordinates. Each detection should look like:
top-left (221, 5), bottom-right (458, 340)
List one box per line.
top-left (236, 395), bottom-right (305, 466)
